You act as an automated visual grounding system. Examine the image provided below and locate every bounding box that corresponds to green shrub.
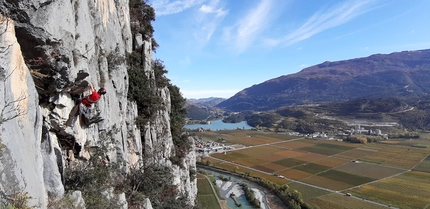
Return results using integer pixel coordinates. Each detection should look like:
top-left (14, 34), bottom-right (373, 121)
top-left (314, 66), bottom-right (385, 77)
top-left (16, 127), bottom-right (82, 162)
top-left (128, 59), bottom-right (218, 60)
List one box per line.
top-left (120, 164), bottom-right (191, 209)
top-left (127, 52), bottom-right (163, 126)
top-left (64, 145), bottom-right (121, 209)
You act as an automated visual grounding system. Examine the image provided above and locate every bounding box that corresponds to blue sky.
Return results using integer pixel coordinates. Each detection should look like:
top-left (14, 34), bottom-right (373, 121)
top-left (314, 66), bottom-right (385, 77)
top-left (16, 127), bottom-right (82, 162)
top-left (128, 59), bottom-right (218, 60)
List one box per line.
top-left (148, 0), bottom-right (430, 99)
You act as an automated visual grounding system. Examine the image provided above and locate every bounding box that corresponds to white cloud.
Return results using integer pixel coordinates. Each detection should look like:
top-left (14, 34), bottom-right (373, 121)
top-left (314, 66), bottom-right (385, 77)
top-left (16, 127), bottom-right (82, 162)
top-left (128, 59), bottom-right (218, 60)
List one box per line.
top-left (181, 89), bottom-right (239, 99)
top-left (223, 0), bottom-right (277, 53)
top-left (199, 5), bottom-right (227, 17)
top-left (267, 0), bottom-right (377, 47)
top-left (193, 0), bottom-right (227, 46)
top-left (150, 0), bottom-right (205, 16)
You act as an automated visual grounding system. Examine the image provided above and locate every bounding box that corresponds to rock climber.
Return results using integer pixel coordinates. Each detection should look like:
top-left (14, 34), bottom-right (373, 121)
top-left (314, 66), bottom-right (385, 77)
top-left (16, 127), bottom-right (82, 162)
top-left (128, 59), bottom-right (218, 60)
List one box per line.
top-left (65, 83), bottom-right (106, 127)
top-left (81, 82), bottom-right (106, 108)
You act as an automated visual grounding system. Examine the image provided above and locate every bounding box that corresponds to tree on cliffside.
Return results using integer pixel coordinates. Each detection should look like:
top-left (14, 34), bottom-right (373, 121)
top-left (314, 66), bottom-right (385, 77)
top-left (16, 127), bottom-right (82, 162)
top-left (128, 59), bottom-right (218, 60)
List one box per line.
top-left (129, 0), bottom-right (158, 51)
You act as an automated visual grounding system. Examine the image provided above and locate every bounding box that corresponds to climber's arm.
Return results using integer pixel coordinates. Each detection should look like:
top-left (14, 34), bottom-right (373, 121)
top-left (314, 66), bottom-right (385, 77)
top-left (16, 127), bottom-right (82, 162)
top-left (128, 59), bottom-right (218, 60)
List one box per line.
top-left (89, 82), bottom-right (95, 92)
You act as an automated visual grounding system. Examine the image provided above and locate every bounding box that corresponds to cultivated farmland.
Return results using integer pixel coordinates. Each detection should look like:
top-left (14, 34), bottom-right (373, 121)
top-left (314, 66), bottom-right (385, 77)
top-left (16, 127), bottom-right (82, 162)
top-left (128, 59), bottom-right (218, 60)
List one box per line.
top-left (307, 193), bottom-right (388, 209)
top-left (197, 174), bottom-right (221, 209)
top-left (200, 130), bottom-right (430, 208)
top-left (348, 171), bottom-right (430, 209)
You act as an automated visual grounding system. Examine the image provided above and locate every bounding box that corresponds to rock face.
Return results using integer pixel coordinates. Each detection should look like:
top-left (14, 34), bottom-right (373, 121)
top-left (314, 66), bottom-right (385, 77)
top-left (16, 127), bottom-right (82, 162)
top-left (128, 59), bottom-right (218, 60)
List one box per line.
top-left (0, 0), bottom-right (196, 208)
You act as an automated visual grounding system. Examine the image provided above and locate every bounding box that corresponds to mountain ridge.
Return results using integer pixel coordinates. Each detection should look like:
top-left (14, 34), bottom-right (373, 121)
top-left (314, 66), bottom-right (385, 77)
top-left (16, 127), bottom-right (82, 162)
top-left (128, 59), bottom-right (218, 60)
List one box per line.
top-left (217, 49), bottom-right (430, 111)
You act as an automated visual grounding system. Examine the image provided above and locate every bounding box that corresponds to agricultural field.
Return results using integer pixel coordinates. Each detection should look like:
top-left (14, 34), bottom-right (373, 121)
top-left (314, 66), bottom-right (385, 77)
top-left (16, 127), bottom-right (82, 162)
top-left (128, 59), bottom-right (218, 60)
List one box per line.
top-left (298, 143), bottom-right (355, 155)
top-left (413, 155), bottom-right (430, 173)
top-left (195, 130), bottom-right (298, 146)
top-left (334, 162), bottom-right (405, 179)
top-left (287, 182), bottom-right (331, 200)
top-left (347, 171), bottom-right (430, 209)
top-left (306, 193), bottom-right (388, 209)
top-left (209, 160), bottom-right (289, 185)
top-left (197, 174), bottom-right (221, 209)
top-left (358, 144), bottom-right (429, 169)
top-left (201, 130), bottom-right (430, 208)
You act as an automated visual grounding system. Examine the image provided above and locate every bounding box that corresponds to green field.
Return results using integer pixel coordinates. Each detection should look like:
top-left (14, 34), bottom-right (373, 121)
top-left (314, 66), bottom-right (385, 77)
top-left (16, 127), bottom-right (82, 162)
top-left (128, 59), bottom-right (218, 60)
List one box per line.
top-left (294, 163), bottom-right (331, 174)
top-left (287, 182), bottom-right (331, 200)
top-left (412, 155), bottom-right (430, 173)
top-left (273, 158), bottom-right (307, 168)
top-left (197, 174), bottom-right (221, 209)
top-left (318, 170), bottom-right (376, 186)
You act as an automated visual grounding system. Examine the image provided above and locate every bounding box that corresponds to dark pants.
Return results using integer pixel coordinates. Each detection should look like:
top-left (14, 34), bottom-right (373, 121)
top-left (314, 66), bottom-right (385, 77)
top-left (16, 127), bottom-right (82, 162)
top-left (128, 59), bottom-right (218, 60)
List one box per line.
top-left (65, 104), bottom-right (80, 127)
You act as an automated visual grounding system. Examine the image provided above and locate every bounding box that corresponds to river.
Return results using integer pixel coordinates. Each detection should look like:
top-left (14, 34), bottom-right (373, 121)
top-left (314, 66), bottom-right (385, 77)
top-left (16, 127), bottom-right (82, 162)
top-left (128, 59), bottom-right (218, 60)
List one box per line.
top-left (185, 120), bottom-right (254, 131)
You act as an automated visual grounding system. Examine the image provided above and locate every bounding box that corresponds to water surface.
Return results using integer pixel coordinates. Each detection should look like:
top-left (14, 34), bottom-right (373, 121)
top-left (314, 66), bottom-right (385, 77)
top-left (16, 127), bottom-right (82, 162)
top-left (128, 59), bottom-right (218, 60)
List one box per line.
top-left (185, 120), bottom-right (253, 131)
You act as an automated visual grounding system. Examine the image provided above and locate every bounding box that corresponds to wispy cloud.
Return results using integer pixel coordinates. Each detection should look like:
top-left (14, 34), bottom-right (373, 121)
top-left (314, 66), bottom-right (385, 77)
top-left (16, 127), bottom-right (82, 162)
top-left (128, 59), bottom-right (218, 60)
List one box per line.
top-left (150, 0), bottom-right (205, 16)
top-left (223, 0), bottom-right (278, 53)
top-left (264, 0), bottom-right (377, 47)
top-left (199, 2), bottom-right (227, 17)
top-left (193, 0), bottom-right (228, 45)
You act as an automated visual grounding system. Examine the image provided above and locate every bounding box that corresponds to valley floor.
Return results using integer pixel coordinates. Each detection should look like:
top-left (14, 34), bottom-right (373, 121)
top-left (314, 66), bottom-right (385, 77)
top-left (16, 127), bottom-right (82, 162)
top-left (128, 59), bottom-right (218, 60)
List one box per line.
top-left (196, 130), bottom-right (430, 209)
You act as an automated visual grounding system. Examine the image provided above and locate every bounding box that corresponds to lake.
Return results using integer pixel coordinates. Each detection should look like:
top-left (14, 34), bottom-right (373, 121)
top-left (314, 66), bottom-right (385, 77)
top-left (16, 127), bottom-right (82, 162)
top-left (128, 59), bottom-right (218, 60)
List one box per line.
top-left (184, 120), bottom-right (253, 131)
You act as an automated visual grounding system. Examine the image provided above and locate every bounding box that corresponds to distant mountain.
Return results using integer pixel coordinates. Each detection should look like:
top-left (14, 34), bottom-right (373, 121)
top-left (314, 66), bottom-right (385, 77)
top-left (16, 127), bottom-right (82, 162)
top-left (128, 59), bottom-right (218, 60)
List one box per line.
top-left (217, 49), bottom-right (430, 111)
top-left (187, 97), bottom-right (226, 107)
top-left (186, 97), bottom-right (226, 120)
top-left (186, 104), bottom-right (210, 120)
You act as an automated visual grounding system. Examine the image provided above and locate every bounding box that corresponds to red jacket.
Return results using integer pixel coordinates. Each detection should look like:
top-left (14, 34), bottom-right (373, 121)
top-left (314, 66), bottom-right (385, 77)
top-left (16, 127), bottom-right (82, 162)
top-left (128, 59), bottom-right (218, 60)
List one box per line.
top-left (81, 91), bottom-right (101, 107)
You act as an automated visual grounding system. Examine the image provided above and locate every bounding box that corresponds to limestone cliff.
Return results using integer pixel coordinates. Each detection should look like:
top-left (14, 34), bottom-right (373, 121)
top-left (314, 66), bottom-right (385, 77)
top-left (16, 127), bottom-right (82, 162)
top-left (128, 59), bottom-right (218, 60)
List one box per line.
top-left (0, 0), bottom-right (196, 208)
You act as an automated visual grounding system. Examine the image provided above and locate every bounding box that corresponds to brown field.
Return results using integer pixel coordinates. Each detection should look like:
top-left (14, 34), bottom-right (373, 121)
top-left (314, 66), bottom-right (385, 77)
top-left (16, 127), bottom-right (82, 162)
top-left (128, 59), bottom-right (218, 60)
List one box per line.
top-left (252, 163), bottom-right (286, 173)
top-left (334, 147), bottom-right (378, 159)
top-left (294, 152), bottom-right (327, 162)
top-left (335, 162), bottom-right (405, 179)
top-left (276, 169), bottom-right (313, 180)
top-left (233, 157), bottom-right (266, 167)
top-left (359, 145), bottom-right (429, 169)
top-left (257, 153), bottom-right (288, 162)
top-left (274, 149), bottom-right (307, 158)
top-left (301, 175), bottom-right (353, 191)
top-left (235, 145), bottom-right (286, 157)
top-left (307, 193), bottom-right (388, 209)
top-left (233, 136), bottom-right (283, 146)
top-left (197, 130), bottom-right (290, 145)
top-left (211, 151), bottom-right (247, 162)
top-left (276, 140), bottom-right (313, 149)
top-left (348, 172), bottom-right (430, 209)
top-left (313, 157), bottom-right (349, 167)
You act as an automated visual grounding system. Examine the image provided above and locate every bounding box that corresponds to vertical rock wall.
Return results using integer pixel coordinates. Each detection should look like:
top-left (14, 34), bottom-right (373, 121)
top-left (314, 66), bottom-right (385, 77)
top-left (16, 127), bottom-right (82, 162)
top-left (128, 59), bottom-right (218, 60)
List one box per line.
top-left (0, 15), bottom-right (45, 207)
top-left (0, 0), bottom-right (196, 208)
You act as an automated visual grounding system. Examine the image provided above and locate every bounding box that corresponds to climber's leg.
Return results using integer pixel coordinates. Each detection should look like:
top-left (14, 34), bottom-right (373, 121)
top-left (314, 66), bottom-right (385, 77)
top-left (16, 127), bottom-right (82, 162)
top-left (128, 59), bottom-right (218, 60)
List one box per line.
top-left (65, 104), bottom-right (80, 127)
